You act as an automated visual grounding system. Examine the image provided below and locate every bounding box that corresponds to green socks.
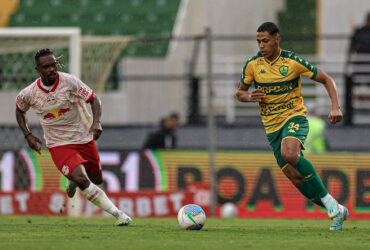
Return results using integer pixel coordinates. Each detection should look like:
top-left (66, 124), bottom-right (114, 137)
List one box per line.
top-left (292, 156), bottom-right (328, 208)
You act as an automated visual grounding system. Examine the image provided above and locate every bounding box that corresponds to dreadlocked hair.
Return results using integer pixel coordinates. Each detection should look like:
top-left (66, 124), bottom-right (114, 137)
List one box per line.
top-left (34, 48), bottom-right (64, 68)
top-left (35, 48), bottom-right (53, 65)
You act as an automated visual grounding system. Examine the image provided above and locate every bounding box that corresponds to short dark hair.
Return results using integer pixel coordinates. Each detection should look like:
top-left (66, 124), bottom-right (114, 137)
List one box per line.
top-left (35, 48), bottom-right (54, 65)
top-left (257, 22), bottom-right (279, 35)
top-left (168, 112), bottom-right (179, 120)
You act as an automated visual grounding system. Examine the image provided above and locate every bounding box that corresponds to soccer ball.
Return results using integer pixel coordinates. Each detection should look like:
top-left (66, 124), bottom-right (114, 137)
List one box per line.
top-left (177, 204), bottom-right (206, 230)
top-left (221, 202), bottom-right (237, 219)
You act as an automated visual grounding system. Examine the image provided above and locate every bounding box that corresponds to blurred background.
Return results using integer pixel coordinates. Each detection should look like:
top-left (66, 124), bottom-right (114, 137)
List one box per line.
top-left (0, 0), bottom-right (369, 218)
top-left (1, 0), bottom-right (370, 151)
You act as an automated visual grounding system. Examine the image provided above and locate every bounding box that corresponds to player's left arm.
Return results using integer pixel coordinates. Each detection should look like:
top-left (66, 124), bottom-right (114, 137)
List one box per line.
top-left (313, 68), bottom-right (342, 124)
top-left (73, 75), bottom-right (103, 140)
top-left (89, 95), bottom-right (103, 140)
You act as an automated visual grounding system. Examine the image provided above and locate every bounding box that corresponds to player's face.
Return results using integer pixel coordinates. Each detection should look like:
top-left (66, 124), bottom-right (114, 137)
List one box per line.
top-left (256, 32), bottom-right (280, 60)
top-left (35, 54), bottom-right (58, 85)
top-left (165, 117), bottom-right (179, 131)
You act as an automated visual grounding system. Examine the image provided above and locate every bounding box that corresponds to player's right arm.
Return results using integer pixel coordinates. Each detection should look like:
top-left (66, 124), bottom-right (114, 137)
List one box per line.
top-left (236, 82), bottom-right (266, 102)
top-left (236, 57), bottom-right (266, 102)
top-left (15, 91), bottom-right (42, 154)
top-left (15, 109), bottom-right (42, 154)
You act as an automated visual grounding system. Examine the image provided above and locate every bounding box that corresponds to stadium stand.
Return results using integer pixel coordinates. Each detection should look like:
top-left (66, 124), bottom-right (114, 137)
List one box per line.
top-left (9, 0), bottom-right (181, 57)
top-left (278, 0), bottom-right (316, 54)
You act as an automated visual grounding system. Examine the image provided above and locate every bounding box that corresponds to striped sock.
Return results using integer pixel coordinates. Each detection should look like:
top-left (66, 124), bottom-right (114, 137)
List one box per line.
top-left (293, 156), bottom-right (328, 208)
top-left (82, 182), bottom-right (120, 218)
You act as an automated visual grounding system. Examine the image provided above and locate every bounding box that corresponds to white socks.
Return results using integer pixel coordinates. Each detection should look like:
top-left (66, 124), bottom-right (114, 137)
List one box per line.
top-left (82, 182), bottom-right (120, 219)
top-left (338, 204), bottom-right (345, 213)
top-left (321, 193), bottom-right (344, 213)
top-left (321, 193), bottom-right (333, 205)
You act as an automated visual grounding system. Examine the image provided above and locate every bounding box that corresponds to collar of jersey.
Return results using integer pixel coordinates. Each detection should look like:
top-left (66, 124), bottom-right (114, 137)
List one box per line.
top-left (263, 49), bottom-right (282, 66)
top-left (37, 73), bottom-right (60, 93)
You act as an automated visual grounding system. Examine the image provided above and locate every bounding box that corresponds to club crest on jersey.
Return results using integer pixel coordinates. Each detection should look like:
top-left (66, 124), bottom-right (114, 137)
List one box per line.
top-left (279, 65), bottom-right (289, 76)
top-left (47, 95), bottom-right (57, 105)
top-left (61, 165), bottom-right (70, 176)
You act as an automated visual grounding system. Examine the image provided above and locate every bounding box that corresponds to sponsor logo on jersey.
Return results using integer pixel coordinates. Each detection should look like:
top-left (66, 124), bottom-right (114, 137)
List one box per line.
top-left (259, 69), bottom-right (266, 74)
top-left (43, 108), bottom-right (71, 120)
top-left (258, 82), bottom-right (294, 95)
top-left (61, 165), bottom-right (70, 176)
top-left (260, 101), bottom-right (294, 116)
top-left (78, 87), bottom-right (91, 99)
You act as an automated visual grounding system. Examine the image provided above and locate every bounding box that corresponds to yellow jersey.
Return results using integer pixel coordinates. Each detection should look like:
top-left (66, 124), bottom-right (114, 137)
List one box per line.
top-left (240, 49), bottom-right (317, 134)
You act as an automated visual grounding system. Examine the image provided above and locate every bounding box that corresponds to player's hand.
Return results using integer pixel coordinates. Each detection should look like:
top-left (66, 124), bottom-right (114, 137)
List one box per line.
top-left (250, 89), bottom-right (266, 102)
top-left (26, 134), bottom-right (42, 154)
top-left (328, 107), bottom-right (343, 124)
top-left (90, 121), bottom-right (103, 140)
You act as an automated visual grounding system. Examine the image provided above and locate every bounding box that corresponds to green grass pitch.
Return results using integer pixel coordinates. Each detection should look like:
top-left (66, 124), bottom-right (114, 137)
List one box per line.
top-left (0, 216), bottom-right (369, 250)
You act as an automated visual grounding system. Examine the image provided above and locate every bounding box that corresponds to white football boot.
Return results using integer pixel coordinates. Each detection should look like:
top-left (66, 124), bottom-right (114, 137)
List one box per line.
top-left (115, 211), bottom-right (132, 226)
top-left (330, 206), bottom-right (349, 231)
top-left (325, 197), bottom-right (341, 219)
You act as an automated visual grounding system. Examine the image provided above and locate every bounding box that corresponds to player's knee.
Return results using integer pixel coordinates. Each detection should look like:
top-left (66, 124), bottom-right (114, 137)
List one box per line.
top-left (281, 149), bottom-right (299, 165)
top-left (87, 172), bottom-right (103, 185)
top-left (90, 175), bottom-right (103, 185)
top-left (71, 173), bottom-right (90, 190)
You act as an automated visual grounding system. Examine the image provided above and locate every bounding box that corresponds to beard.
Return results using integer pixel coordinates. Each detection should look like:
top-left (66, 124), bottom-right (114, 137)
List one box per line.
top-left (46, 73), bottom-right (57, 85)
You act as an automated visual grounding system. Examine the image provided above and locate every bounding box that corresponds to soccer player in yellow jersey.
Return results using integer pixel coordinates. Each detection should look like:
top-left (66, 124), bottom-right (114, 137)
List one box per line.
top-left (236, 22), bottom-right (348, 230)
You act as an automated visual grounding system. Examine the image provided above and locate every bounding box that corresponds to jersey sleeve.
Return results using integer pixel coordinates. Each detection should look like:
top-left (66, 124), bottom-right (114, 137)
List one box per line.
top-left (240, 58), bottom-right (254, 86)
top-left (291, 54), bottom-right (318, 80)
top-left (71, 75), bottom-right (94, 103)
top-left (15, 89), bottom-right (31, 112)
